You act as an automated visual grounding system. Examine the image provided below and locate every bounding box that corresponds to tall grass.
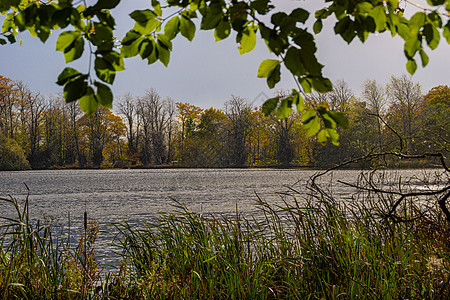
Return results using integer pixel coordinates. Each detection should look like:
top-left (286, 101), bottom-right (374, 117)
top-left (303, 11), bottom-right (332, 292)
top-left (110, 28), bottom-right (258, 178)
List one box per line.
top-left (0, 194), bottom-right (103, 299)
top-left (113, 186), bottom-right (450, 299)
top-left (1, 180), bottom-right (449, 299)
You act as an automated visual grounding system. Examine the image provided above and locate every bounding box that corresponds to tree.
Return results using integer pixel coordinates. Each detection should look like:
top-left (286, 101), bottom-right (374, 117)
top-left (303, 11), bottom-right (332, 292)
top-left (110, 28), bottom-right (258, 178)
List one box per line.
top-left (179, 107), bottom-right (228, 167)
top-left (224, 96), bottom-right (253, 167)
top-left (136, 89), bottom-right (172, 165)
top-left (362, 79), bottom-right (387, 152)
top-left (386, 74), bottom-right (423, 154)
top-left (0, 132), bottom-right (30, 171)
top-left (266, 91), bottom-right (304, 166)
top-left (308, 81), bottom-right (356, 167)
top-left (117, 92), bottom-right (138, 160)
top-left (78, 106), bottom-right (126, 167)
top-left (417, 85), bottom-right (450, 155)
top-left (0, 75), bottom-right (17, 139)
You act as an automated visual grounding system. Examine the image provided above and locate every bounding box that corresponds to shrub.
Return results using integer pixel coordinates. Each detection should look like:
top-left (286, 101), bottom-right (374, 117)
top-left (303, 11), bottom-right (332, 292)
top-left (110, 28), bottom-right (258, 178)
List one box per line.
top-left (0, 133), bottom-right (30, 171)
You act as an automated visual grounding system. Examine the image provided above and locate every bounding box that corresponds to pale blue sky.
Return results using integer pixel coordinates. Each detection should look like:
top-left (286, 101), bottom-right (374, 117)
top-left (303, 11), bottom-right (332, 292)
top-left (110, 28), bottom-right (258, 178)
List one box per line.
top-left (1, 0), bottom-right (449, 108)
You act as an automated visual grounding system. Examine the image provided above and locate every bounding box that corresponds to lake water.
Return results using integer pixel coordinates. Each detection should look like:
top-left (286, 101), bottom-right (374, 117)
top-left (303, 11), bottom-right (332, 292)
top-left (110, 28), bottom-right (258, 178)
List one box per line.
top-left (0, 168), bottom-right (447, 266)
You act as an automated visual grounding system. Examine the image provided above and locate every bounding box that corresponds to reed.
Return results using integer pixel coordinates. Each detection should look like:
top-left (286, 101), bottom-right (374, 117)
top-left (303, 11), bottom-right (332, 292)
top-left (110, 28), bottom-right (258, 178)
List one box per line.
top-left (0, 181), bottom-right (449, 299)
top-left (0, 194), bottom-right (102, 299)
top-left (112, 186), bottom-right (450, 299)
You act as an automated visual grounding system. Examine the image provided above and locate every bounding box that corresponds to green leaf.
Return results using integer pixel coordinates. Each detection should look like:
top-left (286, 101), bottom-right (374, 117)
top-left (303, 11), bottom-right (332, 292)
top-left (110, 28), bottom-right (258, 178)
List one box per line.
top-left (320, 112), bottom-right (336, 130)
top-left (409, 12), bottom-right (426, 34)
top-left (64, 76), bottom-right (87, 103)
top-left (139, 38), bottom-right (154, 59)
top-left (303, 115), bottom-right (321, 137)
top-left (334, 17), bottom-right (356, 43)
top-left (94, 0), bottom-right (120, 9)
top-left (419, 48), bottom-right (429, 67)
top-left (406, 59), bottom-right (417, 74)
top-left (157, 34), bottom-right (172, 50)
top-left (95, 57), bottom-right (116, 84)
top-left (271, 12), bottom-right (287, 26)
top-left (201, 8), bottom-right (223, 30)
top-left (311, 77), bottom-right (332, 93)
top-left (215, 19), bottom-right (231, 41)
top-left (5, 34), bottom-right (15, 44)
top-left (443, 22), bottom-right (450, 43)
top-left (63, 36), bottom-right (84, 63)
top-left (56, 31), bottom-right (79, 52)
top-left (56, 67), bottom-right (81, 85)
top-left (147, 44), bottom-right (158, 64)
top-left (180, 15), bottom-right (196, 41)
top-left (313, 20), bottom-right (323, 34)
top-left (164, 16), bottom-right (180, 40)
top-left (328, 129), bottom-right (340, 146)
top-left (292, 90), bottom-right (304, 112)
top-left (257, 59), bottom-right (279, 79)
top-left (130, 10), bottom-right (157, 24)
top-left (404, 37), bottom-right (420, 58)
top-left (328, 111), bottom-right (349, 129)
top-left (267, 65), bottom-right (281, 88)
top-left (2, 15), bottom-right (15, 33)
top-left (427, 0), bottom-right (445, 5)
top-left (315, 8), bottom-right (332, 19)
top-left (261, 97), bottom-right (279, 116)
top-left (156, 41), bottom-right (170, 66)
top-left (103, 51), bottom-right (125, 71)
top-left (301, 109), bottom-right (316, 124)
top-left (276, 98), bottom-right (292, 119)
top-left (299, 77), bottom-right (312, 93)
top-left (91, 23), bottom-right (113, 50)
top-left (92, 23), bottom-right (113, 42)
top-left (94, 82), bottom-right (113, 109)
top-left (290, 8), bottom-right (309, 23)
top-left (317, 129), bottom-right (329, 145)
top-left (369, 5), bottom-right (387, 31)
top-left (121, 30), bottom-right (141, 45)
top-left (238, 25), bottom-right (256, 54)
top-left (79, 87), bottom-right (98, 115)
top-left (152, 0), bottom-right (162, 17)
top-left (356, 2), bottom-right (373, 14)
top-left (133, 18), bottom-right (160, 35)
top-left (121, 36), bottom-right (144, 58)
top-left (284, 47), bottom-right (306, 77)
top-left (423, 23), bottom-right (440, 50)
top-left (250, 0), bottom-right (273, 14)
top-left (0, 38), bottom-right (6, 45)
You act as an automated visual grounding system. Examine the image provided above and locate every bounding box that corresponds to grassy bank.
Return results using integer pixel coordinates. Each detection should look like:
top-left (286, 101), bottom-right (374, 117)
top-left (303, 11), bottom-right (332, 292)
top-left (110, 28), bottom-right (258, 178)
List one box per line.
top-left (1, 183), bottom-right (449, 299)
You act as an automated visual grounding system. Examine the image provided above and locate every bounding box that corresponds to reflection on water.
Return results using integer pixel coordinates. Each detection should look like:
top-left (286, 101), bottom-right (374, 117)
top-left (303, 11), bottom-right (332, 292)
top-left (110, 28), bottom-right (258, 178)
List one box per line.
top-left (0, 168), bottom-right (447, 267)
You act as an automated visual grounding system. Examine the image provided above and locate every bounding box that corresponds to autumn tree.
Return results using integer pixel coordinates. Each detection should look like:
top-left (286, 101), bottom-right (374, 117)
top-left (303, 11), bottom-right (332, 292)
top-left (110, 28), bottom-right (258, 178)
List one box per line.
top-left (65, 100), bottom-right (85, 166)
top-left (117, 92), bottom-right (139, 164)
top-left (78, 106), bottom-right (126, 167)
top-left (362, 79), bottom-right (387, 152)
top-left (417, 85), bottom-right (450, 156)
top-left (224, 96), bottom-right (253, 167)
top-left (265, 91), bottom-right (301, 166)
top-left (136, 89), bottom-right (172, 165)
top-left (386, 74), bottom-right (423, 154)
top-left (0, 75), bottom-right (17, 139)
top-left (175, 102), bottom-right (203, 163)
top-left (0, 132), bottom-right (30, 171)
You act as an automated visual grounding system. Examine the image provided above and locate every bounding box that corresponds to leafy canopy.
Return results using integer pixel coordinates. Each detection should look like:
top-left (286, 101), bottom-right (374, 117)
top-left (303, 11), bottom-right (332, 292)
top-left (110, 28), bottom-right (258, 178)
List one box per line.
top-left (2, 0), bottom-right (449, 144)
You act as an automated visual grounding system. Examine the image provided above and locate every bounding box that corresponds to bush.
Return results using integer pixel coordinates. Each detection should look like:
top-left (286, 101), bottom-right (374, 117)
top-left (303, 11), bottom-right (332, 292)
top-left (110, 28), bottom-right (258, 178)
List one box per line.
top-left (0, 133), bottom-right (30, 171)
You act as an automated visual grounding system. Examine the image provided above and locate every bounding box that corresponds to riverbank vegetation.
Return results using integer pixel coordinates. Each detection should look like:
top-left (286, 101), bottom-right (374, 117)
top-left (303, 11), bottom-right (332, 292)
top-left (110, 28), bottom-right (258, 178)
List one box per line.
top-left (1, 172), bottom-right (449, 299)
top-left (0, 74), bottom-right (448, 170)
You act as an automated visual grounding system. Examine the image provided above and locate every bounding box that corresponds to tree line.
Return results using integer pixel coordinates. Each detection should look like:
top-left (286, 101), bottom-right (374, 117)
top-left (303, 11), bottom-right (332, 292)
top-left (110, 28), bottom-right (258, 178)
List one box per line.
top-left (0, 74), bottom-right (448, 170)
